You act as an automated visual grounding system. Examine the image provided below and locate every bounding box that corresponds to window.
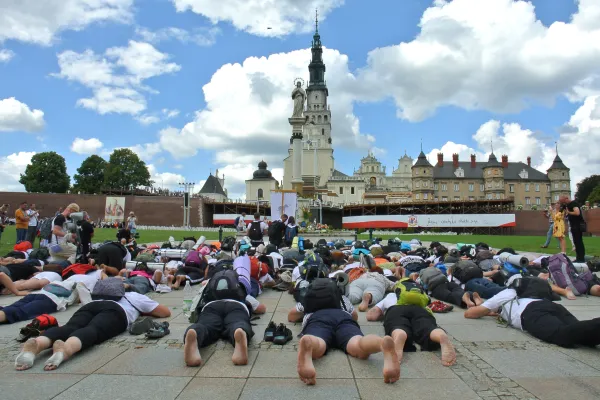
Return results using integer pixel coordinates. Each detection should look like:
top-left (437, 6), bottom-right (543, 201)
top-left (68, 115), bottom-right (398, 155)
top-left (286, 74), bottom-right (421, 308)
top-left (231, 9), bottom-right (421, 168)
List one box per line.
top-left (423, 170), bottom-right (426, 174)
top-left (546, 197), bottom-right (551, 204)
top-left (454, 183), bottom-right (459, 191)
top-left (509, 184), bottom-right (514, 193)
top-left (562, 183), bottom-right (567, 189)
top-left (454, 196), bottom-right (460, 201)
top-left (257, 188), bottom-right (263, 199)
top-left (487, 170), bottom-right (491, 175)
top-left (442, 196), bottom-right (448, 201)
top-left (526, 197), bottom-right (531, 205)
top-left (441, 183), bottom-right (447, 191)
top-left (535, 184), bottom-right (540, 192)
top-left (416, 194), bottom-right (420, 200)
top-left (495, 181), bottom-right (501, 188)
top-left (351, 187), bottom-right (355, 195)
top-left (546, 184), bottom-right (550, 192)
top-left (487, 193), bottom-right (492, 199)
top-left (339, 187), bottom-right (343, 195)
top-left (434, 197), bottom-right (439, 201)
top-left (322, 128), bottom-right (325, 135)
top-left (324, 115), bottom-right (328, 122)
top-left (525, 183), bottom-right (530, 192)
top-left (424, 193), bottom-right (428, 200)
top-left (554, 194), bottom-right (559, 201)
top-left (469, 196), bottom-right (475, 201)
top-left (480, 184), bottom-right (485, 192)
top-left (487, 183), bottom-right (492, 189)
top-left (562, 172), bottom-right (565, 177)
top-left (554, 183), bottom-right (558, 189)
top-left (415, 182), bottom-right (420, 188)
top-left (424, 181), bottom-right (428, 187)
top-left (468, 183), bottom-right (474, 192)
top-left (495, 193), bottom-right (500, 199)
top-left (536, 197), bottom-right (541, 205)
top-left (434, 183), bottom-right (439, 190)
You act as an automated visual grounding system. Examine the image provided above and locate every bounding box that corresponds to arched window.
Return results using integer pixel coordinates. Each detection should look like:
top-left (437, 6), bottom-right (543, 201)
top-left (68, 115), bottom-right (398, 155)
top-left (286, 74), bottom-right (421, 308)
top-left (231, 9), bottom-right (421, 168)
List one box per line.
top-left (312, 115), bottom-right (315, 121)
top-left (322, 128), bottom-right (325, 135)
top-left (318, 115), bottom-right (322, 123)
top-left (324, 115), bottom-right (328, 122)
top-left (257, 189), bottom-right (263, 199)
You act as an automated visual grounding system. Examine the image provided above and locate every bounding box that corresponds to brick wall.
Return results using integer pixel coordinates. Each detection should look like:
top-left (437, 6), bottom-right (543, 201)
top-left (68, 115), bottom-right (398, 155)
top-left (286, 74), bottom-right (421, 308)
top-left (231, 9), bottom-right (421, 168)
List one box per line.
top-left (514, 209), bottom-right (600, 236)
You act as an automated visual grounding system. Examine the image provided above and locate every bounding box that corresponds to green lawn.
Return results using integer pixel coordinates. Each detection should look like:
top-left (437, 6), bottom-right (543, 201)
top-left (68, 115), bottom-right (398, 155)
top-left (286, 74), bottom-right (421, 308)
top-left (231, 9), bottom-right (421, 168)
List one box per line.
top-left (0, 226), bottom-right (222, 256)
top-left (358, 233), bottom-right (600, 257)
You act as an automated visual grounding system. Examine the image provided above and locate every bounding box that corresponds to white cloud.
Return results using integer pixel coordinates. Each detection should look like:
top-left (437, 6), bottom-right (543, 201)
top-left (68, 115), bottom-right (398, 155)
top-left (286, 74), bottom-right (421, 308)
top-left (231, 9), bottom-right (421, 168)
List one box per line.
top-left (0, 97), bottom-right (45, 132)
top-left (0, 49), bottom-right (14, 63)
top-left (0, 152), bottom-right (35, 191)
top-left (71, 137), bottom-right (104, 155)
top-left (147, 164), bottom-right (186, 189)
top-left (162, 109), bottom-right (180, 119)
top-left (171, 0), bottom-right (344, 36)
top-left (54, 41), bottom-right (181, 116)
top-left (135, 26), bottom-right (220, 46)
top-left (357, 0), bottom-right (600, 121)
top-left (135, 114), bottom-right (161, 125)
top-left (0, 0), bottom-right (133, 46)
top-left (126, 143), bottom-right (163, 162)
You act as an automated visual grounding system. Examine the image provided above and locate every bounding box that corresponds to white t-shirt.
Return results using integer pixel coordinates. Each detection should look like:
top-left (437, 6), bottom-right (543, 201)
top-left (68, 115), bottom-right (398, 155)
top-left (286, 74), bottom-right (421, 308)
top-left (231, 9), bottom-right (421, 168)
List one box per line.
top-left (33, 271), bottom-right (62, 283)
top-left (247, 220), bottom-right (268, 233)
top-left (203, 295), bottom-right (260, 316)
top-left (27, 210), bottom-right (39, 226)
top-left (104, 292), bottom-right (159, 326)
top-left (36, 270), bottom-right (103, 310)
top-left (374, 293), bottom-right (399, 313)
top-left (480, 289), bottom-right (541, 330)
top-left (238, 215), bottom-right (245, 227)
top-left (65, 270), bottom-right (103, 292)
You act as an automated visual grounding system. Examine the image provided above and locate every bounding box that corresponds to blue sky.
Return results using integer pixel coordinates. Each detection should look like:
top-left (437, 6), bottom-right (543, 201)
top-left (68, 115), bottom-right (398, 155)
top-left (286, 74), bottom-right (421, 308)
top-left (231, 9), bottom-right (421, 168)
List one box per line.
top-left (1, 0), bottom-right (599, 198)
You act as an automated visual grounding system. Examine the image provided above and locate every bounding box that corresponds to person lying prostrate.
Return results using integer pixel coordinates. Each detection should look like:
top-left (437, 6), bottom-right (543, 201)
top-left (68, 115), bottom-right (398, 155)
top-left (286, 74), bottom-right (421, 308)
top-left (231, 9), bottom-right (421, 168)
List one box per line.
top-left (10, 271), bottom-right (63, 295)
top-left (464, 275), bottom-right (600, 348)
top-left (15, 284), bottom-right (170, 371)
top-left (0, 260), bottom-right (44, 296)
top-left (0, 270), bottom-right (105, 325)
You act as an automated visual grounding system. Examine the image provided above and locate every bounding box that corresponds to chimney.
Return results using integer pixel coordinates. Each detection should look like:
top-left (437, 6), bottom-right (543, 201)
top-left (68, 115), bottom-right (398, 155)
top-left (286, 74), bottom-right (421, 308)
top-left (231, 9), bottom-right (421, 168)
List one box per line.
top-left (527, 156), bottom-right (531, 167)
top-left (470, 154), bottom-right (476, 168)
top-left (437, 153), bottom-right (443, 167)
top-left (452, 153), bottom-right (459, 168)
top-left (501, 154), bottom-right (508, 168)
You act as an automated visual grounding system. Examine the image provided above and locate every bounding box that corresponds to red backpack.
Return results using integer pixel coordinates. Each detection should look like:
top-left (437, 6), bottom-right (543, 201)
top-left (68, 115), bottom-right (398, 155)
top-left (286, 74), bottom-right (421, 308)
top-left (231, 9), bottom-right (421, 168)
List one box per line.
top-left (61, 263), bottom-right (97, 279)
top-left (250, 257), bottom-right (268, 280)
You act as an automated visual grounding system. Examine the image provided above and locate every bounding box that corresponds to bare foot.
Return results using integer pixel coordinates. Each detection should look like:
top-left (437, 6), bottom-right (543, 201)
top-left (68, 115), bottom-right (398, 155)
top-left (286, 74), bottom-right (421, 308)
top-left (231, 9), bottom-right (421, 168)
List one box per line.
top-left (184, 329), bottom-right (203, 367)
top-left (472, 292), bottom-right (484, 306)
top-left (462, 292), bottom-right (475, 308)
top-left (15, 339), bottom-right (38, 371)
top-left (439, 335), bottom-right (456, 366)
top-left (232, 328), bottom-right (248, 365)
top-left (382, 336), bottom-right (400, 384)
top-left (359, 292), bottom-right (372, 312)
top-left (565, 289), bottom-right (577, 300)
top-left (44, 340), bottom-right (71, 371)
top-left (297, 336), bottom-right (317, 385)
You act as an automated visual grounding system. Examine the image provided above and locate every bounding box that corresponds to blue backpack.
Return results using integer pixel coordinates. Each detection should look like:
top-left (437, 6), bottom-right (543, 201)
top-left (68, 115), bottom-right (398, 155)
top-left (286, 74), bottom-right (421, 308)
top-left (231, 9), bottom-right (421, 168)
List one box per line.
top-left (284, 225), bottom-right (297, 243)
top-left (503, 262), bottom-right (527, 277)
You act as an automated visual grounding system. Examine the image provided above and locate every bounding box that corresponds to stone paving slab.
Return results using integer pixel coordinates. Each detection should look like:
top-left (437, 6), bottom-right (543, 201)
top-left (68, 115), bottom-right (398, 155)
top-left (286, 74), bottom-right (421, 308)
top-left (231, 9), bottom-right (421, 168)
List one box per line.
top-left (250, 349), bottom-right (354, 379)
top-left (177, 377), bottom-right (247, 400)
top-left (515, 377), bottom-right (600, 400)
top-left (349, 350), bottom-right (456, 379)
top-left (356, 377), bottom-right (481, 400)
top-left (96, 347), bottom-right (200, 377)
top-left (239, 378), bottom-right (360, 400)
top-left (196, 350), bottom-right (258, 378)
top-left (0, 373), bottom-right (86, 400)
top-left (443, 323), bottom-right (536, 342)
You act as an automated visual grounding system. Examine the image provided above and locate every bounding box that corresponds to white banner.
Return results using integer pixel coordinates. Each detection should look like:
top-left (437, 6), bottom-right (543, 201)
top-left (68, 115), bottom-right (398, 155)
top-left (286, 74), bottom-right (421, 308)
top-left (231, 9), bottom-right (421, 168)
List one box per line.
top-left (271, 191), bottom-right (298, 221)
top-left (343, 214), bottom-right (516, 229)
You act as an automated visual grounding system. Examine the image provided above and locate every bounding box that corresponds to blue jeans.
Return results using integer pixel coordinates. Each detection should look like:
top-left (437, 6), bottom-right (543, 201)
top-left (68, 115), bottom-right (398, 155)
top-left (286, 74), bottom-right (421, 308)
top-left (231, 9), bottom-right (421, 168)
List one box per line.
top-left (465, 278), bottom-right (506, 299)
top-left (124, 276), bottom-right (152, 294)
top-left (543, 222), bottom-right (555, 247)
top-left (0, 294), bottom-right (57, 323)
top-left (16, 228), bottom-right (27, 243)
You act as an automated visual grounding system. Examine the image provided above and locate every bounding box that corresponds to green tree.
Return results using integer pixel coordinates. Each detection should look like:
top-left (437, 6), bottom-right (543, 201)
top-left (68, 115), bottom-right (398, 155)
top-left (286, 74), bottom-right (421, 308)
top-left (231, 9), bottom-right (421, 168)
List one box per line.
top-left (19, 152), bottom-right (70, 193)
top-left (104, 149), bottom-right (152, 190)
top-left (73, 155), bottom-right (107, 194)
top-left (574, 174), bottom-right (600, 204)
top-left (587, 185), bottom-right (600, 205)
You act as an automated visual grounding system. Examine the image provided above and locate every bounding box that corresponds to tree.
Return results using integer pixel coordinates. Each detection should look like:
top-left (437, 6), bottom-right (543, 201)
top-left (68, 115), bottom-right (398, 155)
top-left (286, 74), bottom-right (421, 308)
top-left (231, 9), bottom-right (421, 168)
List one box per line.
top-left (587, 185), bottom-right (600, 206)
top-left (574, 174), bottom-right (600, 204)
top-left (104, 149), bottom-right (152, 190)
top-left (73, 155), bottom-right (107, 194)
top-left (19, 152), bottom-right (70, 193)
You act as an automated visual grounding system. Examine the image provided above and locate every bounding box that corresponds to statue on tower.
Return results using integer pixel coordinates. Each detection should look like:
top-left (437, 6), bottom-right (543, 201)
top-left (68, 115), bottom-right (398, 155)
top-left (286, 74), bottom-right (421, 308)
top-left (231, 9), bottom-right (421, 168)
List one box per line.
top-left (291, 79), bottom-right (306, 118)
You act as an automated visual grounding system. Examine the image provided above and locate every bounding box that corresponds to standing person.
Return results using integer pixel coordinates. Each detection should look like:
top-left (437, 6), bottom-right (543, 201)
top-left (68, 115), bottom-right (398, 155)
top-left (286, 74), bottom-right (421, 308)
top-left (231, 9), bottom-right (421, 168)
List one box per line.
top-left (552, 202), bottom-right (566, 254)
top-left (15, 202), bottom-right (29, 244)
top-left (284, 217), bottom-right (299, 247)
top-left (540, 206), bottom-right (555, 249)
top-left (127, 212), bottom-right (137, 236)
top-left (560, 196), bottom-right (586, 262)
top-left (0, 204), bottom-right (8, 245)
top-left (246, 213), bottom-right (267, 247)
top-left (26, 204), bottom-right (39, 245)
top-left (268, 214), bottom-right (288, 248)
top-left (79, 212), bottom-right (94, 263)
top-left (55, 208), bottom-right (63, 217)
top-left (235, 212), bottom-right (247, 232)
top-left (49, 204), bottom-right (80, 264)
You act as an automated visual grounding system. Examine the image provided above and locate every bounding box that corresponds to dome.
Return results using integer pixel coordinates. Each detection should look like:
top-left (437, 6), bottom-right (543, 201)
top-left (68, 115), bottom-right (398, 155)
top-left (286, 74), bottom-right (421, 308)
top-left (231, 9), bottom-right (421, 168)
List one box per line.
top-left (253, 160), bottom-right (273, 179)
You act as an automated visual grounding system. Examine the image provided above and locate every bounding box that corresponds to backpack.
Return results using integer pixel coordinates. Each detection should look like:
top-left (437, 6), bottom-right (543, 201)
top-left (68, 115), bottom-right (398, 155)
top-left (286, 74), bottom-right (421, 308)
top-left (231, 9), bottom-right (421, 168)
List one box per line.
top-left (268, 220), bottom-right (283, 239)
top-left (400, 243), bottom-right (411, 252)
top-left (394, 278), bottom-right (430, 308)
top-left (299, 261), bottom-right (328, 282)
top-left (348, 267), bottom-right (367, 283)
top-left (548, 253), bottom-right (593, 296)
top-left (249, 221), bottom-right (263, 241)
top-left (250, 256), bottom-right (268, 280)
top-left (460, 245), bottom-right (476, 259)
top-left (419, 267), bottom-right (447, 291)
top-left (135, 252), bottom-right (155, 263)
top-left (17, 314), bottom-right (59, 342)
top-left (234, 216), bottom-right (240, 227)
top-left (475, 250), bottom-right (494, 263)
top-left (285, 225), bottom-right (297, 243)
top-left (61, 263), bottom-right (97, 279)
top-left (509, 276), bottom-right (555, 301)
top-left (303, 278), bottom-right (344, 314)
top-left (452, 260), bottom-right (483, 283)
top-left (91, 277), bottom-right (126, 301)
top-left (206, 269), bottom-right (246, 302)
top-left (502, 262), bottom-right (528, 278)
top-left (185, 251), bottom-right (204, 268)
top-left (161, 241), bottom-right (172, 249)
top-left (221, 236), bottom-right (236, 252)
top-left (38, 218), bottom-right (56, 241)
top-left (29, 247), bottom-right (50, 261)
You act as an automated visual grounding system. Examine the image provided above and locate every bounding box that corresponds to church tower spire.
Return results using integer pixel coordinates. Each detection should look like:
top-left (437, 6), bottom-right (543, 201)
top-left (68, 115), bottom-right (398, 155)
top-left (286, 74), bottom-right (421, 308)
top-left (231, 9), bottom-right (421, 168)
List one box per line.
top-left (308, 8), bottom-right (327, 94)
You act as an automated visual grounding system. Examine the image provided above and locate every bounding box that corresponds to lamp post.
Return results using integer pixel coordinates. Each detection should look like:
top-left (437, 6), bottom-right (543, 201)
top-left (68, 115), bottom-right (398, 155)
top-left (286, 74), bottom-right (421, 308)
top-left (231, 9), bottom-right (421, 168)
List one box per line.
top-left (179, 182), bottom-right (195, 227)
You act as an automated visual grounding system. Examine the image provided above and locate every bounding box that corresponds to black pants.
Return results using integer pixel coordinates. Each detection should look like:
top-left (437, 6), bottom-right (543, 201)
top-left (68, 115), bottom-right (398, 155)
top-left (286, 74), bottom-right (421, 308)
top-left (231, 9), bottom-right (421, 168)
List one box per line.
top-left (26, 226), bottom-right (38, 244)
top-left (383, 305), bottom-right (440, 351)
top-left (43, 301), bottom-right (128, 350)
top-left (571, 226), bottom-right (586, 262)
top-left (185, 301), bottom-right (253, 348)
top-left (430, 281), bottom-right (468, 308)
top-left (96, 243), bottom-right (126, 270)
top-left (521, 300), bottom-right (600, 348)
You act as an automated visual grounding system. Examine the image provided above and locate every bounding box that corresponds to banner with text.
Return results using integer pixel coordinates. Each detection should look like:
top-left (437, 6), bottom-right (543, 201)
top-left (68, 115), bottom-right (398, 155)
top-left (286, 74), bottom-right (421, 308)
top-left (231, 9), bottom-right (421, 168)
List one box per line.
top-left (343, 214), bottom-right (516, 229)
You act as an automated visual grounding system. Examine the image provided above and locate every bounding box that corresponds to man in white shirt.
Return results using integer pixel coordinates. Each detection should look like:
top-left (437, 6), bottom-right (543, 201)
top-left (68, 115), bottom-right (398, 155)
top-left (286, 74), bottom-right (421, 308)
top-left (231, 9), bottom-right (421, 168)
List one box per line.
top-left (464, 275), bottom-right (600, 348)
top-left (26, 204), bottom-right (39, 244)
top-left (246, 213), bottom-right (268, 247)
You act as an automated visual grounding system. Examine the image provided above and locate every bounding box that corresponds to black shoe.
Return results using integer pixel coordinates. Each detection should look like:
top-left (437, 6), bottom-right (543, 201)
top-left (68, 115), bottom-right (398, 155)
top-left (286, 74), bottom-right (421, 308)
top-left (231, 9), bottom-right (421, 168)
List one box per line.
top-left (273, 323), bottom-right (292, 345)
top-left (129, 317), bottom-right (154, 335)
top-left (264, 321), bottom-right (276, 342)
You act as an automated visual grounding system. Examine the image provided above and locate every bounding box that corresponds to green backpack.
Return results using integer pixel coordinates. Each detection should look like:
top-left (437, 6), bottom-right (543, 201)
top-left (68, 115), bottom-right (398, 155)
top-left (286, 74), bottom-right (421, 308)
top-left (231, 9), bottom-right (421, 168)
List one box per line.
top-left (394, 278), bottom-right (430, 308)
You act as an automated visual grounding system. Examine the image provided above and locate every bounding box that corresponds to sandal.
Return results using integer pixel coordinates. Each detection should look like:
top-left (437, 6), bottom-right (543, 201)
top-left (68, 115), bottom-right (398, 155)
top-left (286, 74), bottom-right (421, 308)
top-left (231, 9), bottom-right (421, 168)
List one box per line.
top-left (145, 322), bottom-right (170, 339)
top-left (263, 321), bottom-right (276, 342)
top-left (273, 323), bottom-right (293, 345)
top-left (428, 300), bottom-right (453, 313)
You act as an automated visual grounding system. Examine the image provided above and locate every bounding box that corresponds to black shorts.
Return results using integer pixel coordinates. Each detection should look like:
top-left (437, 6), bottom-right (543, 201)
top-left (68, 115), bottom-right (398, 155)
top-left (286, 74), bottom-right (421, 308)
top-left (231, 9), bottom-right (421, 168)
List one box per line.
top-left (302, 309), bottom-right (362, 352)
top-left (383, 305), bottom-right (440, 351)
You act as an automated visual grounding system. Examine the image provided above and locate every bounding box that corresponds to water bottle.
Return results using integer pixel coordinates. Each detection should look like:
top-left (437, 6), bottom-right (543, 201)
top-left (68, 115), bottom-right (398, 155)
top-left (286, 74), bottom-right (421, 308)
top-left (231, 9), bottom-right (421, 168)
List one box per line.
top-left (182, 281), bottom-right (193, 317)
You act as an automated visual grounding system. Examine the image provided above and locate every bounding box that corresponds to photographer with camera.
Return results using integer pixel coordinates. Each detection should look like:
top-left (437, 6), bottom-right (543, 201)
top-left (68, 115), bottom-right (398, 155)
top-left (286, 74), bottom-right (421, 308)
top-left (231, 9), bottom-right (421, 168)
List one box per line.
top-left (559, 196), bottom-right (586, 262)
top-left (48, 204), bottom-right (80, 264)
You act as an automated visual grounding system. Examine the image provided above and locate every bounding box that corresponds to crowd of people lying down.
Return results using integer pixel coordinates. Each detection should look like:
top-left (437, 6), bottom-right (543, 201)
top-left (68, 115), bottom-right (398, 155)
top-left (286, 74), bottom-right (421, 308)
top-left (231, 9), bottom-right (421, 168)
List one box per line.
top-left (1, 229), bottom-right (600, 385)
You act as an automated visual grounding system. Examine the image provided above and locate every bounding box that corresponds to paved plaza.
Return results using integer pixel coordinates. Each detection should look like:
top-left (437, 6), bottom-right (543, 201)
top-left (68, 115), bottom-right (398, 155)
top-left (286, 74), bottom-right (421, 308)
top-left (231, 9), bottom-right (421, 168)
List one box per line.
top-left (1, 247), bottom-right (599, 400)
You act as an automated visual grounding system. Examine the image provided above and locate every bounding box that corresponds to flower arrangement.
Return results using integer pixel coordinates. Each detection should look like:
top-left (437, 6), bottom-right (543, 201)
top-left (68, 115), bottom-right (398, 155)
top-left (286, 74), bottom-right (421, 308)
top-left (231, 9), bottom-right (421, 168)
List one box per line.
top-left (300, 206), bottom-right (311, 221)
top-left (516, 204), bottom-right (524, 210)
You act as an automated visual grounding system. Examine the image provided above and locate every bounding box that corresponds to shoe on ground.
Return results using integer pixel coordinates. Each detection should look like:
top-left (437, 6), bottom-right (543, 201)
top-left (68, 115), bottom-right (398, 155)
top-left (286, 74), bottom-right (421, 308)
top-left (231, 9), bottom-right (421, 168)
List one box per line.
top-left (264, 321), bottom-right (276, 342)
top-left (273, 323), bottom-right (293, 345)
top-left (129, 317), bottom-right (154, 335)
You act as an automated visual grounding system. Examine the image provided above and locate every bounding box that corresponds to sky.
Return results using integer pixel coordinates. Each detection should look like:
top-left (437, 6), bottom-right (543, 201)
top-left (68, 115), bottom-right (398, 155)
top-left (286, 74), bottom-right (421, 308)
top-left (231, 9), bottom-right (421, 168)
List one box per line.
top-left (1, 0), bottom-right (599, 199)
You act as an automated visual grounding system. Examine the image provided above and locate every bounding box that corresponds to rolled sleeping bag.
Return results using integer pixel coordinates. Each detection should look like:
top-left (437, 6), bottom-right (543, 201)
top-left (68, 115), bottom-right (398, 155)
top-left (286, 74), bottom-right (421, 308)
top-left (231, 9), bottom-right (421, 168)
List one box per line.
top-left (192, 236), bottom-right (207, 250)
top-left (572, 262), bottom-right (590, 275)
top-left (157, 249), bottom-right (188, 259)
top-left (498, 252), bottom-right (529, 268)
top-left (126, 261), bottom-right (165, 272)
